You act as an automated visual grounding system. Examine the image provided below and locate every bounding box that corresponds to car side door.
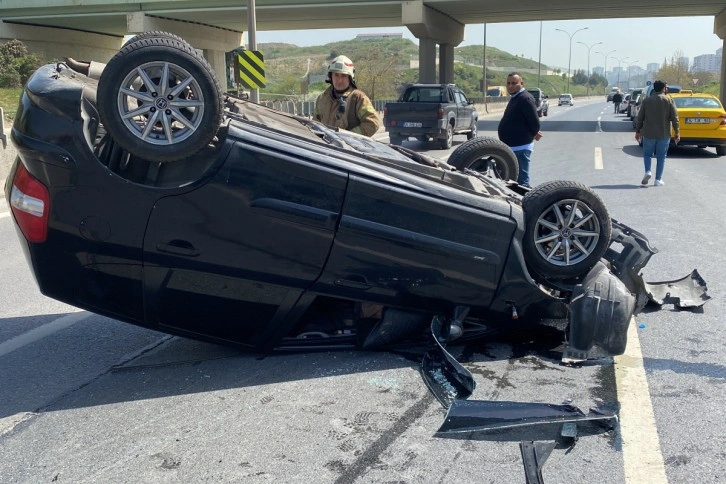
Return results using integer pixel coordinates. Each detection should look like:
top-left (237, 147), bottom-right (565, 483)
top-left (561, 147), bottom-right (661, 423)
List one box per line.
top-left (453, 88), bottom-right (473, 129)
top-left (142, 138), bottom-right (348, 348)
top-left (310, 172), bottom-right (516, 310)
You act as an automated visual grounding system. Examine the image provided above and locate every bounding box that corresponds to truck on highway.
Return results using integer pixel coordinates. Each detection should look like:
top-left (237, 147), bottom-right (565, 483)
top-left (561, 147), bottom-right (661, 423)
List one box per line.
top-left (382, 83), bottom-right (478, 149)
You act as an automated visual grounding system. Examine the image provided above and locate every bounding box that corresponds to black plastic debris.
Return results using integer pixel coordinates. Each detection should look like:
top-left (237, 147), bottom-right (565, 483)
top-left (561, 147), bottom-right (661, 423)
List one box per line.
top-left (420, 315), bottom-right (475, 408)
top-left (645, 269), bottom-right (712, 308)
top-left (436, 399), bottom-right (617, 436)
top-left (520, 441), bottom-right (556, 484)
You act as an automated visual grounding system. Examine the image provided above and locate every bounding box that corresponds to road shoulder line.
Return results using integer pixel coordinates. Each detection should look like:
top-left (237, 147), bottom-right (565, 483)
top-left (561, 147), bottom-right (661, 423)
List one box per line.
top-left (615, 320), bottom-right (668, 483)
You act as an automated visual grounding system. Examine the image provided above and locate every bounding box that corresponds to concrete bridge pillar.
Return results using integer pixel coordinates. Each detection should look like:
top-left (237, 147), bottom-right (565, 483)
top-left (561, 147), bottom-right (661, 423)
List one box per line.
top-left (439, 44), bottom-right (455, 84)
top-left (0, 23), bottom-right (121, 63)
top-left (402, 0), bottom-right (464, 84)
top-left (127, 12), bottom-right (243, 89)
top-left (418, 39), bottom-right (437, 83)
top-left (715, 11), bottom-right (726, 104)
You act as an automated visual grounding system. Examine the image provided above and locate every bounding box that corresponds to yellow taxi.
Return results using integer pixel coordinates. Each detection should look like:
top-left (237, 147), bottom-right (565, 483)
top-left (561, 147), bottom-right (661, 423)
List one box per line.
top-left (668, 92), bottom-right (726, 156)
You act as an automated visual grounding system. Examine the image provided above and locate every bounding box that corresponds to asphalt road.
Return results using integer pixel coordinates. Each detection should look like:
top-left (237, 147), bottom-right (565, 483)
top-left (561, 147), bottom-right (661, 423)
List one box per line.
top-left (1, 100), bottom-right (724, 483)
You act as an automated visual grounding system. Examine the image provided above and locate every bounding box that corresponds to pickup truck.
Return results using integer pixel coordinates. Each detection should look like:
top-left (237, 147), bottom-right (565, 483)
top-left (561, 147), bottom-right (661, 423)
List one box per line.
top-left (383, 84), bottom-right (478, 149)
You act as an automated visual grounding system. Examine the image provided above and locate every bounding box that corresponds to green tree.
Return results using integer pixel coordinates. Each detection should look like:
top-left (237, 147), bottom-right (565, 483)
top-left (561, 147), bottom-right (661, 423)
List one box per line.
top-left (0, 39), bottom-right (43, 87)
top-left (571, 69), bottom-right (588, 85)
top-left (655, 50), bottom-right (691, 87)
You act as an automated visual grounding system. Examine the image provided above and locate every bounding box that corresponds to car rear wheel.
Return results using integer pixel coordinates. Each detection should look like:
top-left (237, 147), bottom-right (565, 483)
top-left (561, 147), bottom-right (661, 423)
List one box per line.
top-left (466, 119), bottom-right (478, 140)
top-left (97, 36), bottom-right (223, 163)
top-left (389, 135), bottom-right (404, 145)
top-left (716, 146), bottom-right (726, 156)
top-left (522, 181), bottom-right (611, 284)
top-left (123, 31), bottom-right (189, 47)
top-left (439, 124), bottom-right (453, 149)
top-left (446, 136), bottom-right (519, 181)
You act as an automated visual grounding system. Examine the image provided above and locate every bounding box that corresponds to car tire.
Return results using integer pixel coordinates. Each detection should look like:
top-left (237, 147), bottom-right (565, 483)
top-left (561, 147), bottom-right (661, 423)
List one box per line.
top-left (390, 135), bottom-right (404, 145)
top-left (466, 119), bottom-right (478, 140)
top-left (543, 109), bottom-right (548, 117)
top-left (97, 36), bottom-right (223, 163)
top-left (717, 146), bottom-right (726, 156)
top-left (439, 123), bottom-right (453, 149)
top-left (123, 30), bottom-right (189, 47)
top-left (446, 136), bottom-right (519, 181)
top-left (522, 181), bottom-right (612, 284)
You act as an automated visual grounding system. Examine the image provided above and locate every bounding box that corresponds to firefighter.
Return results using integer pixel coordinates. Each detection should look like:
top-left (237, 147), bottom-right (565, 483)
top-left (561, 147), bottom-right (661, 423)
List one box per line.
top-left (313, 55), bottom-right (381, 137)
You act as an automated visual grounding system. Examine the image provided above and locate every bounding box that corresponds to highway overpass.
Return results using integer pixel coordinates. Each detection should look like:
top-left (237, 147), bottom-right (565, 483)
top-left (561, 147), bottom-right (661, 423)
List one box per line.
top-left (1, 1), bottom-right (726, 99)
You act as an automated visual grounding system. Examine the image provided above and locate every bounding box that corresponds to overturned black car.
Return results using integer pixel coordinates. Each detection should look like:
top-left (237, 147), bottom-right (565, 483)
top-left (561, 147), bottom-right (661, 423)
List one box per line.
top-left (4, 34), bottom-right (702, 361)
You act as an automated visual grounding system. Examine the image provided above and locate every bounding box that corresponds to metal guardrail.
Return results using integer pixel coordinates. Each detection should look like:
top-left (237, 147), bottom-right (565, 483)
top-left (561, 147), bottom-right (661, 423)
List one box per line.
top-left (261, 97), bottom-right (510, 117)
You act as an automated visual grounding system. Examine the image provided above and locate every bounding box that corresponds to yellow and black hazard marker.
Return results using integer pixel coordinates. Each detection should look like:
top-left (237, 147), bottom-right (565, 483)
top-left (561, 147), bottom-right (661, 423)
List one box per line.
top-left (237, 50), bottom-right (266, 89)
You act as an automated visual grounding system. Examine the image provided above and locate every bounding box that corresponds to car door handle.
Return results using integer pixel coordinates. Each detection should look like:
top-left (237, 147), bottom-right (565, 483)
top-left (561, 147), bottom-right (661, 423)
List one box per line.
top-left (156, 240), bottom-right (200, 257)
top-left (334, 278), bottom-right (372, 290)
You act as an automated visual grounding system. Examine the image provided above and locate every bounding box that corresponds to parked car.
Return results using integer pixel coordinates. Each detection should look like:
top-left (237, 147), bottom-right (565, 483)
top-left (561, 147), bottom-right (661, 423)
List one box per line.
top-left (6, 33), bottom-right (670, 360)
top-left (628, 88), bottom-right (644, 116)
top-left (558, 93), bottom-right (574, 106)
top-left (668, 92), bottom-right (726, 156)
top-left (383, 83), bottom-right (477, 149)
top-left (619, 94), bottom-right (631, 114)
top-left (526, 88), bottom-right (549, 117)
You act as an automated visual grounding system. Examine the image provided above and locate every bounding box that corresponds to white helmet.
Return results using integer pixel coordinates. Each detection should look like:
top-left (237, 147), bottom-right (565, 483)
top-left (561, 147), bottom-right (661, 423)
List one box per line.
top-left (328, 55), bottom-right (355, 80)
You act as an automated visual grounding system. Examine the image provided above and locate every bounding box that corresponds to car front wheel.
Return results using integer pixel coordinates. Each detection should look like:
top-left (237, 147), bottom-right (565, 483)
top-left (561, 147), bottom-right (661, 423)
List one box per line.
top-left (97, 36), bottom-right (223, 163)
top-left (522, 181), bottom-right (611, 284)
top-left (446, 136), bottom-right (519, 181)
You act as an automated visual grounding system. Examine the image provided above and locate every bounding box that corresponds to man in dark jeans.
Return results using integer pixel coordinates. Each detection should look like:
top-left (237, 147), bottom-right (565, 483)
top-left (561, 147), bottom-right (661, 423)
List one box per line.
top-left (497, 72), bottom-right (542, 187)
top-left (612, 90), bottom-right (624, 114)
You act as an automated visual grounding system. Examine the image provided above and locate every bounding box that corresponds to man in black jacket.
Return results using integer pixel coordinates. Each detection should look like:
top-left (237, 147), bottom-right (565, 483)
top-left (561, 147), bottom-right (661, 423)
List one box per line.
top-left (498, 72), bottom-right (542, 187)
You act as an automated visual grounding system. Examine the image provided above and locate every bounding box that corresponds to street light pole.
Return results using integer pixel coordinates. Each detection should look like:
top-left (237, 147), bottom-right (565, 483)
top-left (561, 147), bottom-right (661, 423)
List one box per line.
top-left (611, 56), bottom-right (629, 89)
top-left (594, 49), bottom-right (616, 87)
top-left (555, 27), bottom-right (588, 93)
top-left (625, 60), bottom-right (639, 90)
top-left (577, 41), bottom-right (602, 97)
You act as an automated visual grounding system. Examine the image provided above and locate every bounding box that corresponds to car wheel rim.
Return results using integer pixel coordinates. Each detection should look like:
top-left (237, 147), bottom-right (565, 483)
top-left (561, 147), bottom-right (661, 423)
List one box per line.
top-left (116, 61), bottom-right (205, 146)
top-left (533, 198), bottom-right (601, 266)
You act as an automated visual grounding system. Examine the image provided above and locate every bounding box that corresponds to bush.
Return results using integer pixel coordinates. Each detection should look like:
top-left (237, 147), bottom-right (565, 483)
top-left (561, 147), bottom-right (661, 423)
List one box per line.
top-left (0, 68), bottom-right (21, 88)
top-left (0, 39), bottom-right (43, 88)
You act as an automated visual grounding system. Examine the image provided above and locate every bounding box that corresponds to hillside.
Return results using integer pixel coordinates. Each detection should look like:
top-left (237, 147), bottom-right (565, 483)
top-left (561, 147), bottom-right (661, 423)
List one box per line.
top-left (254, 37), bottom-right (582, 101)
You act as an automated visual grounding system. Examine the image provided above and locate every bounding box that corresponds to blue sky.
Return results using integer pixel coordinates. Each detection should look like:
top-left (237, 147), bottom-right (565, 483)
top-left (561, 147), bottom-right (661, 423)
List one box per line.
top-left (256, 16), bottom-right (723, 73)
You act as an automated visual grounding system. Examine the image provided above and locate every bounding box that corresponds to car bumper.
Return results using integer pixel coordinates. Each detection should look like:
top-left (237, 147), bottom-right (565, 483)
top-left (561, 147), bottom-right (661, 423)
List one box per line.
top-left (674, 137), bottom-right (726, 147)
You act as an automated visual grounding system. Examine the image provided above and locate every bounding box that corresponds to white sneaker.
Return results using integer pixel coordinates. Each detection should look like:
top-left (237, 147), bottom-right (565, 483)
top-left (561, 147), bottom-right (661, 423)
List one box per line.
top-left (654, 179), bottom-right (664, 186)
top-left (641, 172), bottom-right (652, 185)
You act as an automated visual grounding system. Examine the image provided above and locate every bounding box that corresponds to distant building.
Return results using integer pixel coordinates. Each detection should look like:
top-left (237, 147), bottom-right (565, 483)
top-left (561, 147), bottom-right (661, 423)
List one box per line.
top-left (646, 63), bottom-right (659, 73)
top-left (355, 33), bottom-right (402, 40)
top-left (692, 49), bottom-right (722, 73)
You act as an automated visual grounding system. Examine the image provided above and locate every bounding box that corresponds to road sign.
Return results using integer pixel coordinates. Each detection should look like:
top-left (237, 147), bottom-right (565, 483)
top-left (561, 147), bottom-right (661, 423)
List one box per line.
top-left (236, 50), bottom-right (266, 89)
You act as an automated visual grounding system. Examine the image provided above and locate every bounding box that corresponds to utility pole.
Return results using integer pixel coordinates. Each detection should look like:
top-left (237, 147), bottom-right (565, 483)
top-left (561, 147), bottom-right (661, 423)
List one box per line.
top-left (247, 0), bottom-right (259, 103)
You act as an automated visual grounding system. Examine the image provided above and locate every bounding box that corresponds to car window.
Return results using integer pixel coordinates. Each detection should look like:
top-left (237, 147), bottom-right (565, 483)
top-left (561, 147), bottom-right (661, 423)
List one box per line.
top-left (673, 97), bottom-right (723, 109)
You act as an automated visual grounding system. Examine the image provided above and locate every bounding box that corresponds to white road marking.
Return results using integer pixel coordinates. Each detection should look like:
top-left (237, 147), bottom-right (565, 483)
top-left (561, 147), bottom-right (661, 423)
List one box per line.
top-left (594, 147), bottom-right (604, 170)
top-left (0, 311), bottom-right (91, 358)
top-left (615, 321), bottom-right (668, 484)
top-left (597, 115), bottom-right (603, 132)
